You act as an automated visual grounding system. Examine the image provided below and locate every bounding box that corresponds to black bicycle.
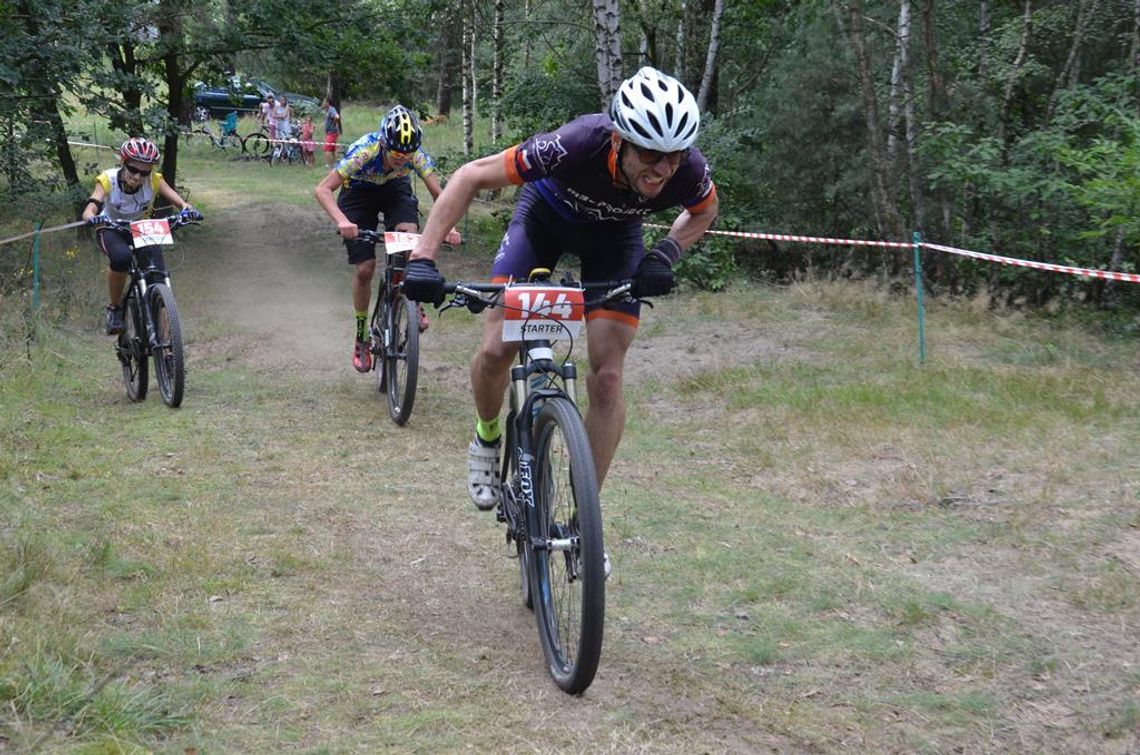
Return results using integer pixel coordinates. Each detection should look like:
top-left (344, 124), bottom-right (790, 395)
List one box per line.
top-left (438, 270), bottom-right (634, 694)
top-left (357, 229), bottom-right (420, 425)
top-left (100, 214), bottom-right (199, 408)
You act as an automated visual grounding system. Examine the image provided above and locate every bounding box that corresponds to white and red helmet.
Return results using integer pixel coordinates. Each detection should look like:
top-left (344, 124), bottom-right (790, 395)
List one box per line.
top-left (119, 137), bottom-right (160, 164)
top-left (609, 67), bottom-right (700, 152)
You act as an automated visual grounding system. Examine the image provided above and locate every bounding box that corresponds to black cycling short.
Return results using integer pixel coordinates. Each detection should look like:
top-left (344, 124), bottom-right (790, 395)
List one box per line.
top-left (96, 227), bottom-right (166, 274)
top-left (492, 183), bottom-right (644, 322)
top-left (336, 177), bottom-right (420, 264)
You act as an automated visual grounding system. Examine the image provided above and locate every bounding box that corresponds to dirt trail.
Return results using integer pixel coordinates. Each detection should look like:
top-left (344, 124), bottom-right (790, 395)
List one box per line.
top-left (176, 201), bottom-right (350, 374)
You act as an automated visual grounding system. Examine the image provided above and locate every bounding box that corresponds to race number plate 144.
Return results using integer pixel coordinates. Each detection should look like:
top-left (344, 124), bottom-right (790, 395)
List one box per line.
top-left (501, 286), bottom-right (585, 341)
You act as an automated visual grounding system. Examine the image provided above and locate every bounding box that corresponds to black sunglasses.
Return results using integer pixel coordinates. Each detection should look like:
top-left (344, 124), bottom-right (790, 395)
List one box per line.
top-left (627, 142), bottom-right (688, 166)
top-left (123, 164), bottom-right (152, 177)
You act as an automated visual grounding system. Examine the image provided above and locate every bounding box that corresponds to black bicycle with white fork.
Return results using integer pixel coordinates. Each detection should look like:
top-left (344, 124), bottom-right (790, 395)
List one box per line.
top-left (356, 229), bottom-right (420, 425)
top-left (438, 269), bottom-right (635, 694)
top-left (99, 214), bottom-right (199, 407)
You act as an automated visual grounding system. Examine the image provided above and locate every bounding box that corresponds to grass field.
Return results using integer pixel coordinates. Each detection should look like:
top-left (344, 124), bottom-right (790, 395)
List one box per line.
top-left (1, 127), bottom-right (1139, 753)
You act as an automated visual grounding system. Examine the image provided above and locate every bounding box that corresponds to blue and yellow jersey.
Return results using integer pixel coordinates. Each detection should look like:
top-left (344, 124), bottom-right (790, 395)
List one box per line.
top-left (335, 132), bottom-right (437, 190)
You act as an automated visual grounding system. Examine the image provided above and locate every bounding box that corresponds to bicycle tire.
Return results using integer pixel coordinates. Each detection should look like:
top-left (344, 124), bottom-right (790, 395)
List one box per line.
top-left (149, 283), bottom-right (185, 408)
top-left (220, 132), bottom-right (241, 151)
top-left (529, 397), bottom-right (605, 694)
top-left (242, 132), bottom-right (270, 157)
top-left (385, 295), bottom-right (419, 425)
top-left (117, 288), bottom-right (148, 402)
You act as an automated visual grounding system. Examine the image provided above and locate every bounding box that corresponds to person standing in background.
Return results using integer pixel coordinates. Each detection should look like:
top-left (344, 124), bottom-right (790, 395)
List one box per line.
top-left (322, 98), bottom-right (342, 169)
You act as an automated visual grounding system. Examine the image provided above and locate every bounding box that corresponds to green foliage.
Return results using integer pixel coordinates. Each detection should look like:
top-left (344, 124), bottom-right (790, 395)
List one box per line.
top-left (499, 69), bottom-right (600, 141)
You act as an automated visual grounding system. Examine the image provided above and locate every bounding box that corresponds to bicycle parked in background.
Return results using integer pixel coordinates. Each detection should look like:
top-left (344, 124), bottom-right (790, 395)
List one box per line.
top-left (97, 214), bottom-right (200, 408)
top-left (437, 269), bottom-right (635, 694)
top-left (269, 120), bottom-right (302, 165)
top-left (357, 229), bottom-right (420, 425)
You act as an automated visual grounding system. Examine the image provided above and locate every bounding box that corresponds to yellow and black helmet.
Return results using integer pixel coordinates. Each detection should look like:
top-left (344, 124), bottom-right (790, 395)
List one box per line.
top-left (381, 105), bottom-right (422, 153)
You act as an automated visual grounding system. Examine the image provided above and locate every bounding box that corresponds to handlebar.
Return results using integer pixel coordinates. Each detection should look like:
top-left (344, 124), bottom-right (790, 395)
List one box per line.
top-left (439, 277), bottom-right (636, 315)
top-left (96, 213), bottom-right (201, 233)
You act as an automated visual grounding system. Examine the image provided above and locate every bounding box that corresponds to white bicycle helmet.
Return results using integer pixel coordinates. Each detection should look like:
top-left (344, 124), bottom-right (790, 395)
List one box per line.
top-left (609, 67), bottom-right (700, 152)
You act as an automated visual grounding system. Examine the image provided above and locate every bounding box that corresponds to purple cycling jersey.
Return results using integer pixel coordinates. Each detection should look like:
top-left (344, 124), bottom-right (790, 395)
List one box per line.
top-left (505, 113), bottom-right (716, 224)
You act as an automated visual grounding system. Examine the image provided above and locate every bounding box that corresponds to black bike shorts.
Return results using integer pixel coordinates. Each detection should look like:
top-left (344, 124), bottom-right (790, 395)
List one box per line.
top-left (336, 177), bottom-right (420, 264)
top-left (96, 227), bottom-right (166, 274)
top-left (491, 183), bottom-right (644, 324)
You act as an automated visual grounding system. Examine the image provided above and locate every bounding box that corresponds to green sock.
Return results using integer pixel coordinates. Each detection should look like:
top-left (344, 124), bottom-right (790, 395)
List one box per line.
top-left (476, 417), bottom-right (501, 445)
top-left (354, 311), bottom-right (368, 341)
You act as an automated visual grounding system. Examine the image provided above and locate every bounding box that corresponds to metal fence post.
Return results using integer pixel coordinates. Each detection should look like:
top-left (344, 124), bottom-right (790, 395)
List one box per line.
top-left (913, 230), bottom-right (926, 364)
top-left (32, 221), bottom-right (43, 310)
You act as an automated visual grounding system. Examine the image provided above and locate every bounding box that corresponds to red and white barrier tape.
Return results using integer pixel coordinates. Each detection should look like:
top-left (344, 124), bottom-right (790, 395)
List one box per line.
top-left (0, 220), bottom-right (86, 247)
top-left (646, 223), bottom-right (1140, 285)
top-left (921, 241), bottom-right (1140, 284)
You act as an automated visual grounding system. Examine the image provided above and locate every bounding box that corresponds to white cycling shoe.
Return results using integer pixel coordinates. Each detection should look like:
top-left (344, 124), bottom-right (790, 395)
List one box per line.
top-left (467, 437), bottom-right (501, 511)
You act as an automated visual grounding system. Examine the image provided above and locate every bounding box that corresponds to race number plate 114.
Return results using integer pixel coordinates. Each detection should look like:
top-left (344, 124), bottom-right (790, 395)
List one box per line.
top-left (501, 286), bottom-right (585, 341)
top-left (130, 218), bottom-right (173, 248)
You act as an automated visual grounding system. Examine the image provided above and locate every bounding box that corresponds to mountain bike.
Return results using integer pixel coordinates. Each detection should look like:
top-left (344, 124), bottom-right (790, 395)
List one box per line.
top-left (357, 229), bottom-right (420, 425)
top-left (438, 270), bottom-right (634, 694)
top-left (99, 214), bottom-right (200, 408)
top-left (269, 123), bottom-right (302, 165)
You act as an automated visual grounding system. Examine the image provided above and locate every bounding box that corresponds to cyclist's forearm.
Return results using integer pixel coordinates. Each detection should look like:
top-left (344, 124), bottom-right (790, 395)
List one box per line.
top-left (314, 182), bottom-right (348, 226)
top-left (666, 198), bottom-right (719, 251)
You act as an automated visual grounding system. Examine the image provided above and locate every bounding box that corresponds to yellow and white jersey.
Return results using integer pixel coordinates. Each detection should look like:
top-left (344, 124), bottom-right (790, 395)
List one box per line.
top-left (95, 168), bottom-right (162, 221)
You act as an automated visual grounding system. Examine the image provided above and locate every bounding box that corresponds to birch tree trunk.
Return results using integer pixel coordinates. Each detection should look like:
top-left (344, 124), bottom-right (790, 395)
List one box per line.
top-left (1047, 0), bottom-right (1097, 121)
top-left (977, 0), bottom-right (991, 81)
top-left (675, 0), bottom-right (687, 78)
top-left (887, 0), bottom-right (911, 164)
top-left (696, 0), bottom-right (723, 112)
top-left (492, 0), bottom-right (504, 143)
top-left (462, 1), bottom-right (474, 157)
top-left (592, 0), bottom-right (623, 107)
top-left (997, 0), bottom-right (1032, 149)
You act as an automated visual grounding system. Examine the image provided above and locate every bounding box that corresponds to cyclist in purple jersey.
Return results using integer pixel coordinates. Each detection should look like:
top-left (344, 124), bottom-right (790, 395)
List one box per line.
top-left (404, 67), bottom-right (718, 518)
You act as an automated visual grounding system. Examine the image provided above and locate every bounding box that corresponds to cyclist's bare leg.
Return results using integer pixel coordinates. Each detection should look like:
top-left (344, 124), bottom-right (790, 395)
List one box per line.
top-left (583, 316), bottom-right (636, 489)
top-left (469, 304), bottom-right (516, 426)
top-left (107, 270), bottom-right (128, 307)
top-left (352, 258), bottom-right (377, 313)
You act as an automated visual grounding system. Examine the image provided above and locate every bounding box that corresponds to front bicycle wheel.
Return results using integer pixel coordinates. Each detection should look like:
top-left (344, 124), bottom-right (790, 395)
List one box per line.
top-left (149, 283), bottom-right (185, 408)
top-left (385, 295), bottom-right (419, 425)
top-left (530, 397), bottom-right (604, 694)
top-left (117, 288), bottom-right (148, 402)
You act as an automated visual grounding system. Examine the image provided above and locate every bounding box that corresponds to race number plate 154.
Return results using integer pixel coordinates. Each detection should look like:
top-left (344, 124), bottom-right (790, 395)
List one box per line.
top-left (383, 231), bottom-right (420, 255)
top-left (502, 286), bottom-right (585, 341)
top-left (130, 218), bottom-right (173, 248)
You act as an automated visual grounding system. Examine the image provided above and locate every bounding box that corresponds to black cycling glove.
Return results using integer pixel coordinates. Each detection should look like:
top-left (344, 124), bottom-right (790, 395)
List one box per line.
top-left (402, 258), bottom-right (446, 305)
top-left (180, 206), bottom-right (204, 222)
top-left (631, 238), bottom-right (682, 298)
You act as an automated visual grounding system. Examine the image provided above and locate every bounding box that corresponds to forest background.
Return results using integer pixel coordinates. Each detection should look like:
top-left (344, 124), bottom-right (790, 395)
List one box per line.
top-left (3, 0), bottom-right (1139, 324)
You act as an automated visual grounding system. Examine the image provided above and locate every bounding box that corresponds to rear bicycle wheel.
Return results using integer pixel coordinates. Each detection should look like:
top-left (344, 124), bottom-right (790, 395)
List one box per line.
top-left (117, 288), bottom-right (148, 402)
top-left (149, 283), bottom-right (185, 408)
top-left (384, 294), bottom-right (419, 425)
top-left (242, 132), bottom-right (270, 158)
top-left (530, 397), bottom-right (604, 694)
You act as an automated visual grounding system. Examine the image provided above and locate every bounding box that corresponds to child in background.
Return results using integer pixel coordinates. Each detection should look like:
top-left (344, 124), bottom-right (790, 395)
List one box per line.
top-left (301, 115), bottom-right (315, 167)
